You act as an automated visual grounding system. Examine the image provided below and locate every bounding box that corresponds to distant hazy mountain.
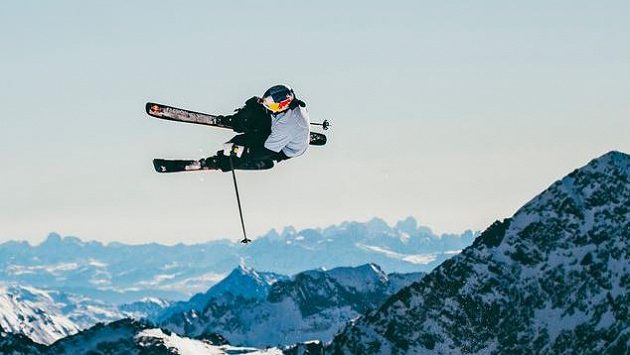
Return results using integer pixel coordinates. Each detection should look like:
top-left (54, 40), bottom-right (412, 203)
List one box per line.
top-left (117, 297), bottom-right (174, 320)
top-left (330, 152), bottom-right (630, 354)
top-left (158, 264), bottom-right (424, 347)
top-left (0, 217), bottom-right (473, 303)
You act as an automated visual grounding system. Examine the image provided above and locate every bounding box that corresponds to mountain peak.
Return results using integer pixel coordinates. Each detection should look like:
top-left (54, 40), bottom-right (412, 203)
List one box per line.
top-left (39, 233), bottom-right (86, 248)
top-left (236, 262), bottom-right (251, 272)
top-left (41, 232), bottom-right (62, 245)
top-left (182, 266), bottom-right (288, 311)
top-left (591, 150), bottom-right (629, 165)
top-left (513, 150), bottom-right (630, 235)
top-left (572, 150), bottom-right (629, 177)
top-left (326, 264), bottom-right (389, 292)
top-left (395, 216), bottom-right (418, 234)
top-left (364, 217), bottom-right (391, 235)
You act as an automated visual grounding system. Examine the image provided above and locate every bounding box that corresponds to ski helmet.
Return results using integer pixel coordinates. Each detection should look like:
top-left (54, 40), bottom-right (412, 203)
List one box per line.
top-left (261, 84), bottom-right (295, 113)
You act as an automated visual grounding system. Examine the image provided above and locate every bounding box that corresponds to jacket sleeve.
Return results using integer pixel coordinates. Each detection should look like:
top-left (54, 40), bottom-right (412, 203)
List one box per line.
top-left (230, 97), bottom-right (271, 134)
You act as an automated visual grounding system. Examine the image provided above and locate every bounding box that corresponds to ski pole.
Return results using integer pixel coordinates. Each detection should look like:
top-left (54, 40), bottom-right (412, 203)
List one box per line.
top-left (228, 154), bottom-right (251, 244)
top-left (310, 119), bottom-right (331, 130)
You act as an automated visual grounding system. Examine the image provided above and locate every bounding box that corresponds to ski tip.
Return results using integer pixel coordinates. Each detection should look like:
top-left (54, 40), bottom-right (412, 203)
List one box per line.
top-left (146, 102), bottom-right (161, 117)
top-left (152, 159), bottom-right (167, 173)
top-left (309, 132), bottom-right (327, 146)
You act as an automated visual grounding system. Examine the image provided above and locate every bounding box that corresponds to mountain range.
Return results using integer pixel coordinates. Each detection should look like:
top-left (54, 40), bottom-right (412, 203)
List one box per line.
top-left (0, 263), bottom-right (423, 349)
top-left (1, 151), bottom-right (627, 354)
top-left (157, 264), bottom-right (424, 347)
top-left (0, 217), bottom-right (474, 303)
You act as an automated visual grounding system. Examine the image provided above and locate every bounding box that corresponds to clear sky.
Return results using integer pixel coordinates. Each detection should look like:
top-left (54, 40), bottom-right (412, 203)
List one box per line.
top-left (1, 1), bottom-right (629, 244)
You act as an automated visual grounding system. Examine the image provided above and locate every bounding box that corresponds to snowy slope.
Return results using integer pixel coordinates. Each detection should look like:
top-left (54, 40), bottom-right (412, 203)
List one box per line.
top-left (46, 319), bottom-right (279, 355)
top-left (159, 264), bottom-right (424, 347)
top-left (330, 151), bottom-right (630, 354)
top-left (0, 284), bottom-right (86, 345)
top-left (0, 284), bottom-right (167, 345)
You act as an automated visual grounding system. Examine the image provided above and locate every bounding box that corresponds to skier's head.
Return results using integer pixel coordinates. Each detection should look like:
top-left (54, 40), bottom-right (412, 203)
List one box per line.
top-left (261, 84), bottom-right (294, 114)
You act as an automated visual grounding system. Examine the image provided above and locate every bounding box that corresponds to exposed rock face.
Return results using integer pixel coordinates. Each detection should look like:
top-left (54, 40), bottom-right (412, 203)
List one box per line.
top-left (0, 325), bottom-right (47, 354)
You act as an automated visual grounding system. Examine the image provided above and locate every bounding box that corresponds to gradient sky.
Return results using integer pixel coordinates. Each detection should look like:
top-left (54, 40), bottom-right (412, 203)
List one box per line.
top-left (1, 1), bottom-right (629, 244)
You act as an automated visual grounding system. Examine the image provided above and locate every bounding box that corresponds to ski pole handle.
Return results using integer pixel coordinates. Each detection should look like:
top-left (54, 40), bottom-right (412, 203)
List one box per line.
top-left (310, 119), bottom-right (331, 130)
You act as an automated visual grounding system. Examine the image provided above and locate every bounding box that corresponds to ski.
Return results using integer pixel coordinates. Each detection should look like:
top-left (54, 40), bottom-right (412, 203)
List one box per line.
top-left (146, 102), bottom-right (327, 146)
top-left (152, 158), bottom-right (275, 173)
top-left (152, 159), bottom-right (207, 173)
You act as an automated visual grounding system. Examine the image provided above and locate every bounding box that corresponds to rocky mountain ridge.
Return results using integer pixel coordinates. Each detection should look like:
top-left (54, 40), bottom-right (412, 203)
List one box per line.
top-left (158, 263), bottom-right (424, 347)
top-left (330, 151), bottom-right (630, 354)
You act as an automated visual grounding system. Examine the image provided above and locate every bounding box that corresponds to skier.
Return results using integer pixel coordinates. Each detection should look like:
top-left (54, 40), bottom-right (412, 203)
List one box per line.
top-left (155, 84), bottom-right (310, 173)
top-left (148, 85), bottom-right (319, 243)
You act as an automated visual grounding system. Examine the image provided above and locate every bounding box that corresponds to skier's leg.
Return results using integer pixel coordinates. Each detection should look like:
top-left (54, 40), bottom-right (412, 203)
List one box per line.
top-left (200, 152), bottom-right (274, 172)
top-left (200, 130), bottom-right (288, 171)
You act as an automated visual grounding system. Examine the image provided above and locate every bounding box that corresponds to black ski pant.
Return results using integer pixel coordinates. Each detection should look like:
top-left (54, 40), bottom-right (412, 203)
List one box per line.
top-left (205, 97), bottom-right (289, 171)
top-left (212, 132), bottom-right (288, 172)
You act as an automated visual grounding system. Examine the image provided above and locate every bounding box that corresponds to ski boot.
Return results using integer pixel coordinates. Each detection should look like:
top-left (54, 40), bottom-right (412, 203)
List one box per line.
top-left (199, 157), bottom-right (220, 170)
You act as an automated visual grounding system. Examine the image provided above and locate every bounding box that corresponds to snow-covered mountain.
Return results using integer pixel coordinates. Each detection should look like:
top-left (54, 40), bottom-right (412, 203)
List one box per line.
top-left (0, 217), bottom-right (473, 303)
top-left (0, 284), bottom-right (172, 345)
top-left (189, 265), bottom-right (287, 306)
top-left (0, 318), bottom-right (277, 354)
top-left (41, 319), bottom-right (279, 355)
top-left (330, 151), bottom-right (630, 354)
top-left (0, 285), bottom-right (92, 344)
top-left (157, 265), bottom-right (287, 322)
top-left (159, 264), bottom-right (424, 347)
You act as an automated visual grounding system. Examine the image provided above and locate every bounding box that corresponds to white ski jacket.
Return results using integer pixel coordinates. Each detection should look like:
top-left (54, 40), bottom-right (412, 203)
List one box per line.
top-left (264, 106), bottom-right (310, 158)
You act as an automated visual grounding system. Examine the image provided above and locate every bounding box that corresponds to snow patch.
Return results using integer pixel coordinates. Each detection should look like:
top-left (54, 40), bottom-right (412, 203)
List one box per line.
top-left (356, 243), bottom-right (438, 265)
top-left (136, 328), bottom-right (283, 354)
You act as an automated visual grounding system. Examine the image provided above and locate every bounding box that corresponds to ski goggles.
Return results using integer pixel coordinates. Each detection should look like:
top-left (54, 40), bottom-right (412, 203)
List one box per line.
top-left (262, 96), bottom-right (293, 113)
